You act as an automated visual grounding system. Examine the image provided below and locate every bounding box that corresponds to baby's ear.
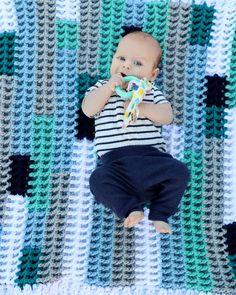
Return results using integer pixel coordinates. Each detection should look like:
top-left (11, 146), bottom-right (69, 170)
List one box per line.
top-left (151, 68), bottom-right (160, 81)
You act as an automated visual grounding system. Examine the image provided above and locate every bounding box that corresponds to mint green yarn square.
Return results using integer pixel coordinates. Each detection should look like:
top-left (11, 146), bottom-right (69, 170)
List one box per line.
top-left (0, 32), bottom-right (15, 75)
top-left (143, 1), bottom-right (169, 48)
top-left (204, 106), bottom-right (227, 139)
top-left (189, 4), bottom-right (215, 46)
top-left (26, 192), bottom-right (51, 212)
top-left (27, 115), bottom-right (55, 211)
top-left (97, 0), bottom-right (125, 79)
top-left (225, 86), bottom-right (236, 108)
top-left (183, 150), bottom-right (204, 172)
top-left (181, 151), bottom-right (213, 292)
top-left (32, 116), bottom-right (55, 152)
top-left (226, 34), bottom-right (236, 108)
top-left (15, 246), bottom-right (42, 287)
top-left (56, 20), bottom-right (79, 50)
top-left (228, 255), bottom-right (236, 279)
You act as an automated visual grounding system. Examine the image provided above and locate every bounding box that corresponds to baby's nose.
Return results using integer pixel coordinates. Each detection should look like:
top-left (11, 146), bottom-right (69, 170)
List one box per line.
top-left (123, 61), bottom-right (130, 69)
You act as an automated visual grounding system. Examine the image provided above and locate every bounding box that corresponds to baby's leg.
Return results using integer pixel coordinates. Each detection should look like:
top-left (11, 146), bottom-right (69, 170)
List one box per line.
top-left (89, 166), bottom-right (143, 220)
top-left (124, 211), bottom-right (144, 228)
top-left (147, 157), bottom-right (189, 232)
top-left (153, 221), bottom-right (172, 234)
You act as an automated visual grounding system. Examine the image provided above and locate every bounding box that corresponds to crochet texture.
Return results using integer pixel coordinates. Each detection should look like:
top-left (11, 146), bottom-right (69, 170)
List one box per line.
top-left (0, 0), bottom-right (235, 294)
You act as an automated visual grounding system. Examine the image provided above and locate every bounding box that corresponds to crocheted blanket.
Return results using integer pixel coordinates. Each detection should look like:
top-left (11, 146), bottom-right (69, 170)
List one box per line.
top-left (0, 0), bottom-right (235, 294)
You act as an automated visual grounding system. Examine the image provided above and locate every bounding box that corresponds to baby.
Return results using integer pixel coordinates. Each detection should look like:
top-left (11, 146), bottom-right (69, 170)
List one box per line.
top-left (82, 31), bottom-right (189, 234)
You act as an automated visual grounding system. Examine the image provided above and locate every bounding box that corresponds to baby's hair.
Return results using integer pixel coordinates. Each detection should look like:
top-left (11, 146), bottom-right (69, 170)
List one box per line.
top-left (122, 31), bottom-right (162, 67)
top-left (122, 26), bottom-right (142, 36)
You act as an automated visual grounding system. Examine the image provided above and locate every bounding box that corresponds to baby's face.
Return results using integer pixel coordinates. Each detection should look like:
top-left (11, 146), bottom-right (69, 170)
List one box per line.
top-left (110, 35), bottom-right (160, 81)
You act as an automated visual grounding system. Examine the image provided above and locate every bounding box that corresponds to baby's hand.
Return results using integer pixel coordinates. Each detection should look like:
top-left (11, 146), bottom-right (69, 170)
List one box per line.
top-left (106, 73), bottom-right (123, 92)
top-left (123, 99), bottom-right (130, 111)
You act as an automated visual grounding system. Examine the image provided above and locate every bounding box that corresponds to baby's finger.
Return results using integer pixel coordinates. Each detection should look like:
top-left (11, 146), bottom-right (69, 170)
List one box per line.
top-left (123, 100), bottom-right (130, 110)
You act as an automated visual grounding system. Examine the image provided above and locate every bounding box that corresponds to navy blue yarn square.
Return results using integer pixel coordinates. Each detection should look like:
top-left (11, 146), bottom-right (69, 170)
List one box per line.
top-left (122, 26), bottom-right (143, 37)
top-left (75, 108), bottom-right (95, 140)
top-left (204, 75), bottom-right (229, 107)
top-left (224, 222), bottom-right (236, 255)
top-left (9, 155), bottom-right (32, 196)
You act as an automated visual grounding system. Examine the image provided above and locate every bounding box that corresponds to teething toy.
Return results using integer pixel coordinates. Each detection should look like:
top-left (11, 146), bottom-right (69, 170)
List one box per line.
top-left (115, 76), bottom-right (140, 99)
top-left (115, 76), bottom-right (152, 127)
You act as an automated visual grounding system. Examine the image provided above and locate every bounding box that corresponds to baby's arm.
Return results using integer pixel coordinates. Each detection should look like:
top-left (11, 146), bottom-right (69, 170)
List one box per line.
top-left (82, 73), bottom-right (123, 117)
top-left (138, 102), bottom-right (173, 125)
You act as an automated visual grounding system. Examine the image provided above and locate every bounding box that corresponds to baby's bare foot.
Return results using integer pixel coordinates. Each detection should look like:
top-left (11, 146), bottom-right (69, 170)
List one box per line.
top-left (153, 221), bottom-right (172, 234)
top-left (124, 211), bottom-right (144, 228)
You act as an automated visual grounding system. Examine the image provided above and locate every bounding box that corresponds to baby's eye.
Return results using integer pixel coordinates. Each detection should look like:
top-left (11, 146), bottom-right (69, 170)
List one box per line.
top-left (117, 56), bottom-right (125, 61)
top-left (133, 60), bottom-right (143, 66)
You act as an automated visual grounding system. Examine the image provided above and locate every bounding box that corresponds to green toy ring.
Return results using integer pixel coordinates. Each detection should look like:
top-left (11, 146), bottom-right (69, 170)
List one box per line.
top-left (115, 75), bottom-right (140, 99)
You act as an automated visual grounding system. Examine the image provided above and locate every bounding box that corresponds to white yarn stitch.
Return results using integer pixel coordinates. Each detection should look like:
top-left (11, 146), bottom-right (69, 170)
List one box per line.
top-left (206, 1), bottom-right (236, 77)
top-left (56, 0), bottom-right (81, 21)
top-left (0, 194), bottom-right (28, 284)
top-left (62, 139), bottom-right (96, 281)
top-left (0, 276), bottom-right (224, 295)
top-left (162, 124), bottom-right (185, 161)
top-left (0, 0), bottom-right (18, 33)
top-left (134, 209), bottom-right (162, 287)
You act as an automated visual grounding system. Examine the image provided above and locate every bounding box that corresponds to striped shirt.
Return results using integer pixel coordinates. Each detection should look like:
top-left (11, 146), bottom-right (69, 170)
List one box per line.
top-left (86, 80), bottom-right (170, 157)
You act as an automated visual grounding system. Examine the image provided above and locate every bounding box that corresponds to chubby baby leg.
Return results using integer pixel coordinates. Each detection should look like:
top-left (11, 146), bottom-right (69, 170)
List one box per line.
top-left (124, 211), bottom-right (144, 228)
top-left (153, 221), bottom-right (172, 234)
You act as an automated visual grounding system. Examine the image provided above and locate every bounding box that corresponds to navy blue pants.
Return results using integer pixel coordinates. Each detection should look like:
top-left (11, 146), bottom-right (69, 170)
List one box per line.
top-left (89, 146), bottom-right (190, 222)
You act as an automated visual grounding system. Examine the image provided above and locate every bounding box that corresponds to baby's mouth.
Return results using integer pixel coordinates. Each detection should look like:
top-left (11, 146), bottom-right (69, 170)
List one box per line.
top-left (120, 73), bottom-right (129, 89)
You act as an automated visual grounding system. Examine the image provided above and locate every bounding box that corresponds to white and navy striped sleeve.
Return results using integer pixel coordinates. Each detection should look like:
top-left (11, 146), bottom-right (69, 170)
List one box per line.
top-left (83, 79), bottom-right (107, 117)
top-left (84, 79), bottom-right (106, 96)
